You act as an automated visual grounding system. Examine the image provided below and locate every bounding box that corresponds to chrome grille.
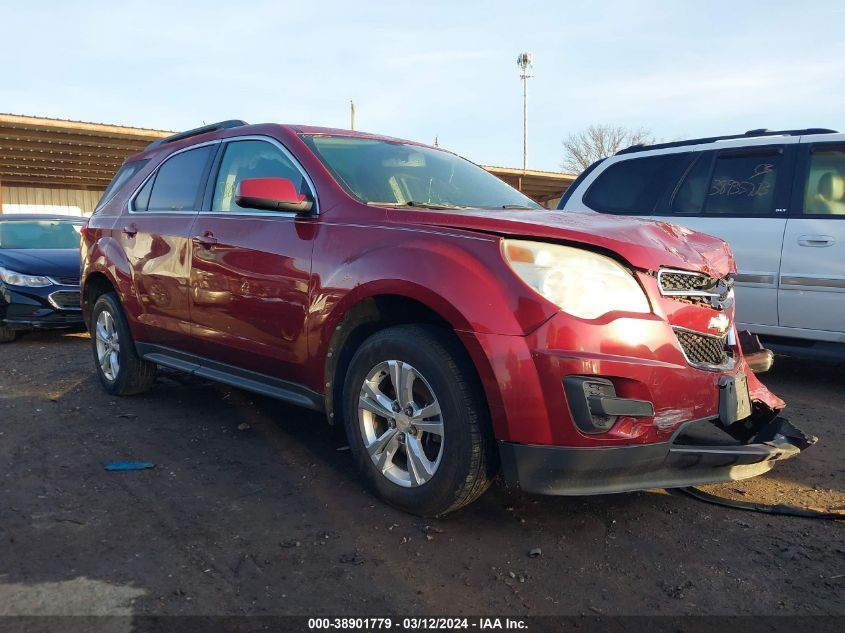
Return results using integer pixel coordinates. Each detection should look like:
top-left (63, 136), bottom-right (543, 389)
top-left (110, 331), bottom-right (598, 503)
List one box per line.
top-left (673, 327), bottom-right (729, 369)
top-left (657, 268), bottom-right (734, 310)
top-left (660, 271), bottom-right (713, 292)
top-left (48, 290), bottom-right (82, 310)
top-left (49, 276), bottom-right (80, 286)
top-left (668, 292), bottom-right (712, 308)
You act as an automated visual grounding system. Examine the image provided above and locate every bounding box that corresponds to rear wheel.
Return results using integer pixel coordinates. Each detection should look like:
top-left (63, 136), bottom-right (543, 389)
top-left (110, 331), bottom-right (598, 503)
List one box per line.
top-left (342, 324), bottom-right (495, 516)
top-left (0, 327), bottom-right (19, 343)
top-left (91, 292), bottom-right (156, 396)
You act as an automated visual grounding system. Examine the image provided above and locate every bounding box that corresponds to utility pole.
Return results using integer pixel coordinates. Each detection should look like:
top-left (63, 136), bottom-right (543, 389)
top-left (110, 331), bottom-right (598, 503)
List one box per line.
top-left (350, 100), bottom-right (356, 131)
top-left (516, 53), bottom-right (534, 171)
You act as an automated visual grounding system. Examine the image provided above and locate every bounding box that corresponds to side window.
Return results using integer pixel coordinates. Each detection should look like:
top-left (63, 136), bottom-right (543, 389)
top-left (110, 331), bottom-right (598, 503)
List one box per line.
top-left (671, 153), bottom-right (712, 214)
top-left (558, 159), bottom-right (604, 209)
top-left (703, 151), bottom-right (782, 216)
top-left (211, 140), bottom-right (308, 212)
top-left (96, 159), bottom-right (149, 212)
top-left (803, 147), bottom-right (845, 216)
top-left (138, 145), bottom-right (214, 212)
top-left (583, 154), bottom-right (690, 214)
top-left (133, 176), bottom-right (154, 212)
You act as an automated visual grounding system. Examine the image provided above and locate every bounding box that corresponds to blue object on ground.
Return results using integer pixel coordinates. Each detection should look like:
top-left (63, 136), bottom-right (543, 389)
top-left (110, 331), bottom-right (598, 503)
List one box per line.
top-left (104, 461), bottom-right (155, 471)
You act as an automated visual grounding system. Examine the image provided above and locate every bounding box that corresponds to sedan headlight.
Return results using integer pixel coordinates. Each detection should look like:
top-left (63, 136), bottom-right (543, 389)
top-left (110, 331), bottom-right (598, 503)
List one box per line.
top-left (502, 240), bottom-right (650, 319)
top-left (0, 266), bottom-right (52, 287)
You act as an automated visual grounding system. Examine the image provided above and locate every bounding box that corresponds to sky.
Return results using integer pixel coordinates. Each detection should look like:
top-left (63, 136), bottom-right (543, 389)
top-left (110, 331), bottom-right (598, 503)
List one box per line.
top-left (2, 0), bottom-right (844, 172)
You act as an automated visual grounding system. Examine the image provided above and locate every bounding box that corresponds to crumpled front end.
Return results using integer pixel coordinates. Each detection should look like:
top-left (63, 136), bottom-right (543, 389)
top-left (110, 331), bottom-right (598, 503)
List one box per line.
top-left (499, 414), bottom-right (817, 496)
top-left (469, 255), bottom-right (816, 496)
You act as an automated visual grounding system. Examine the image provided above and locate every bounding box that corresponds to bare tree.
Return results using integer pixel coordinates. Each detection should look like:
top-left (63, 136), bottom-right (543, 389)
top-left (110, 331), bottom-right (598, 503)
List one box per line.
top-left (562, 124), bottom-right (655, 174)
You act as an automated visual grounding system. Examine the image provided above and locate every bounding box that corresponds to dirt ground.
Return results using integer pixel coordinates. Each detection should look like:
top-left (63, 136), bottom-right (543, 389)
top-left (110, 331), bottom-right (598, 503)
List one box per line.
top-left (1, 331), bottom-right (843, 617)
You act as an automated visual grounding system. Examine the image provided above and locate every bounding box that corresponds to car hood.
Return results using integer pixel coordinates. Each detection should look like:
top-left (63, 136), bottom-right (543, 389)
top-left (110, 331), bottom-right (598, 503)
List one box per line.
top-left (0, 249), bottom-right (81, 279)
top-left (403, 209), bottom-right (735, 276)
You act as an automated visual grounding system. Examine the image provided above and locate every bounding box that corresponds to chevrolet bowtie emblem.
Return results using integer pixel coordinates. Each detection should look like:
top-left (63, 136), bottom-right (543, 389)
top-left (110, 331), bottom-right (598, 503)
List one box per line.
top-left (708, 313), bottom-right (731, 335)
top-left (705, 277), bottom-right (735, 310)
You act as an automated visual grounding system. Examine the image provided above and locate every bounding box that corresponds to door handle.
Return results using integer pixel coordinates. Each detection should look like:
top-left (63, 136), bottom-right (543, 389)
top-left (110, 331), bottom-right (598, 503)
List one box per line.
top-left (122, 223), bottom-right (138, 238)
top-left (192, 231), bottom-right (218, 249)
top-left (797, 235), bottom-right (835, 247)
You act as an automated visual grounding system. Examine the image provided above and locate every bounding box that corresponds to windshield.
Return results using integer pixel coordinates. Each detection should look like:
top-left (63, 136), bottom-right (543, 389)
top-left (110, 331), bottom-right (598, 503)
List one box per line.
top-left (0, 220), bottom-right (84, 249)
top-left (301, 135), bottom-right (543, 210)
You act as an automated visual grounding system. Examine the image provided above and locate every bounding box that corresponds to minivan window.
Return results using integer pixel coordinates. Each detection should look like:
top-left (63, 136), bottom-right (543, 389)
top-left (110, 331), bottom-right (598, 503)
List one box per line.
top-left (703, 152), bottom-right (782, 216)
top-left (803, 148), bottom-right (845, 215)
top-left (212, 140), bottom-right (308, 212)
top-left (671, 153), bottom-right (712, 214)
top-left (583, 154), bottom-right (690, 214)
top-left (141, 146), bottom-right (214, 212)
top-left (557, 158), bottom-right (604, 209)
top-left (96, 159), bottom-right (149, 211)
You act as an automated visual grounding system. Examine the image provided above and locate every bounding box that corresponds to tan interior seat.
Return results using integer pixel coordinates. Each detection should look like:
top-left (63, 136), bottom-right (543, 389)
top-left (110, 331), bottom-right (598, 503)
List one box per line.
top-left (809, 171), bottom-right (845, 215)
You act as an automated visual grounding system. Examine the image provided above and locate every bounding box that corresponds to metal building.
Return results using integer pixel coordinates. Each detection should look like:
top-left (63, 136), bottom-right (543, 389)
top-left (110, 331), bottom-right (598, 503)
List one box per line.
top-left (0, 114), bottom-right (574, 214)
top-left (0, 114), bottom-right (168, 215)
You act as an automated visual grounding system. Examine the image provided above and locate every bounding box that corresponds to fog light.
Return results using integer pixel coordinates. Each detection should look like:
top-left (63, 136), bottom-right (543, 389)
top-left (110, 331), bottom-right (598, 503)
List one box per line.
top-left (564, 376), bottom-right (655, 434)
top-left (564, 377), bottom-right (618, 433)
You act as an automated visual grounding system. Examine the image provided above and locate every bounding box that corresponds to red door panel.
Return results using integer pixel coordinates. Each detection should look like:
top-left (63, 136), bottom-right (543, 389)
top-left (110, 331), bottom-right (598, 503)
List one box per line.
top-left (187, 214), bottom-right (315, 380)
top-left (119, 214), bottom-right (196, 350)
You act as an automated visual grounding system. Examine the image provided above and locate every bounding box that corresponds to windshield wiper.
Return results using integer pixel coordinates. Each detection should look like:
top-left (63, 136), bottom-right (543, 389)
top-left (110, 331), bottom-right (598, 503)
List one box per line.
top-left (367, 201), bottom-right (468, 210)
top-left (407, 200), bottom-right (468, 210)
top-left (501, 204), bottom-right (540, 209)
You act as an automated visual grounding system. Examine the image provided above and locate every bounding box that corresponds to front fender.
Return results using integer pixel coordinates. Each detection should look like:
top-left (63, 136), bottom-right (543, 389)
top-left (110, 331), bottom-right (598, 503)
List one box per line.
top-left (305, 226), bottom-right (558, 401)
top-left (310, 231), bottom-right (555, 351)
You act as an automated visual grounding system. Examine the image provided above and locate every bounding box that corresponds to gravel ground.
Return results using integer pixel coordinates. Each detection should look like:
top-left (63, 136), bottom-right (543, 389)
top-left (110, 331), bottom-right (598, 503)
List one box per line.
top-left (0, 331), bottom-right (842, 617)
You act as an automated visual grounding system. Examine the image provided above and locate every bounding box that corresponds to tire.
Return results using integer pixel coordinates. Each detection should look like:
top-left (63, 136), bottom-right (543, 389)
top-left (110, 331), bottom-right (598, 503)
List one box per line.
top-left (90, 292), bottom-right (156, 396)
top-left (342, 324), bottom-right (496, 516)
top-left (0, 327), bottom-right (19, 343)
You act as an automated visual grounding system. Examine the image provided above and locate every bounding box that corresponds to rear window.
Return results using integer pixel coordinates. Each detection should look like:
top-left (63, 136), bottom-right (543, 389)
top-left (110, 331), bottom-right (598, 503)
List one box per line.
top-left (583, 154), bottom-right (690, 214)
top-left (135, 146), bottom-right (214, 212)
top-left (95, 160), bottom-right (149, 211)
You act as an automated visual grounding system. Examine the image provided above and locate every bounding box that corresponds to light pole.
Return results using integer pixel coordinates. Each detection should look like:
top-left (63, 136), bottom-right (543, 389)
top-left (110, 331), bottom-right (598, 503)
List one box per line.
top-left (517, 52), bottom-right (534, 171)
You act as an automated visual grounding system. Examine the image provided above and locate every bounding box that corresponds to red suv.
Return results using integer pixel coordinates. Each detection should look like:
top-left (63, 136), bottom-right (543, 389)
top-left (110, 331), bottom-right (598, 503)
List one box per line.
top-left (81, 120), bottom-right (814, 516)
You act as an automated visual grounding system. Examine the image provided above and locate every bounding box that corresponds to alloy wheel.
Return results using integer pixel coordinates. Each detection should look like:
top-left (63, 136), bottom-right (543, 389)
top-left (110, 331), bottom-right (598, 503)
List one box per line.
top-left (95, 310), bottom-right (120, 381)
top-left (357, 360), bottom-right (445, 487)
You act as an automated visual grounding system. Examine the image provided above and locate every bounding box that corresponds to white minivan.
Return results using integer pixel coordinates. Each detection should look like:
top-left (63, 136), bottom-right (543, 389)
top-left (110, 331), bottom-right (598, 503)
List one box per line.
top-left (558, 129), bottom-right (845, 360)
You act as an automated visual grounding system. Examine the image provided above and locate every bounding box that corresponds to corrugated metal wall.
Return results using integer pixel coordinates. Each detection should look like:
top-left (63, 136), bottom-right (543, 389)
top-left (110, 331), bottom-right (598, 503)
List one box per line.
top-left (1, 186), bottom-right (103, 216)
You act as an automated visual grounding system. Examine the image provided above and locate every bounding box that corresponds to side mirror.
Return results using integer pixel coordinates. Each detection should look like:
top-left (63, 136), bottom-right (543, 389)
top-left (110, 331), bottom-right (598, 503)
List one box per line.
top-left (235, 177), bottom-right (314, 213)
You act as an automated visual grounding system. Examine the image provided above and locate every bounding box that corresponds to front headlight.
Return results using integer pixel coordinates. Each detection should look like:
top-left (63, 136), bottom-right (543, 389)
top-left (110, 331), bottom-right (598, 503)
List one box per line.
top-left (0, 266), bottom-right (52, 287)
top-left (502, 240), bottom-right (650, 319)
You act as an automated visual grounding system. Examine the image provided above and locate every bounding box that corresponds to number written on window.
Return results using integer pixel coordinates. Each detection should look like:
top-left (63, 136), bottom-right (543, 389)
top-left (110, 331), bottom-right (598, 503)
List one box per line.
top-left (704, 153), bottom-right (781, 216)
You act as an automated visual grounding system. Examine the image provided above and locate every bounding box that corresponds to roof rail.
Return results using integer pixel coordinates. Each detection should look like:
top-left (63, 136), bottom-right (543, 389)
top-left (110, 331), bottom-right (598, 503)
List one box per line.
top-left (616, 127), bottom-right (839, 155)
top-left (145, 119), bottom-right (248, 150)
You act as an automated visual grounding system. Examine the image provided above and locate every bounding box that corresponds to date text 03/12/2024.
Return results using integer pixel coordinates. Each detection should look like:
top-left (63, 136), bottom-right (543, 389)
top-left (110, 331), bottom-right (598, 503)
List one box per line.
top-left (307, 617), bottom-right (528, 630)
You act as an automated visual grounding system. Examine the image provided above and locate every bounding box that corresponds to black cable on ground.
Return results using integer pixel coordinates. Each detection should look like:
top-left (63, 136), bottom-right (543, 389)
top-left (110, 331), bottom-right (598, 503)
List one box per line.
top-left (677, 486), bottom-right (845, 521)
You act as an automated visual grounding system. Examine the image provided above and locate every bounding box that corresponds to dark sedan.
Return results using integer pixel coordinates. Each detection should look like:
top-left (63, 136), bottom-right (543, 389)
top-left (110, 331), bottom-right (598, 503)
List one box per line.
top-left (0, 214), bottom-right (85, 342)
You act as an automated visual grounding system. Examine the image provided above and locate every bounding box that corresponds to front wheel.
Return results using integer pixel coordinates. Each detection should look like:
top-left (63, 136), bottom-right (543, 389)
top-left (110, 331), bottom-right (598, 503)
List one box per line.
top-left (0, 327), bottom-right (19, 343)
top-left (342, 324), bottom-right (496, 516)
top-left (90, 292), bottom-right (156, 396)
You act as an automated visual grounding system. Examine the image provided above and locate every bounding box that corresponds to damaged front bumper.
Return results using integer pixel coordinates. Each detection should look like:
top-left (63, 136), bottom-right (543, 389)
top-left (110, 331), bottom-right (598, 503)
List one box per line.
top-left (499, 409), bottom-right (817, 496)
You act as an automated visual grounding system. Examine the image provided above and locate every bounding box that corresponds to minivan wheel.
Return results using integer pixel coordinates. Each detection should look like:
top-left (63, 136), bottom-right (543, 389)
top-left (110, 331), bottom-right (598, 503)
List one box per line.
top-left (342, 324), bottom-right (495, 516)
top-left (90, 292), bottom-right (156, 396)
